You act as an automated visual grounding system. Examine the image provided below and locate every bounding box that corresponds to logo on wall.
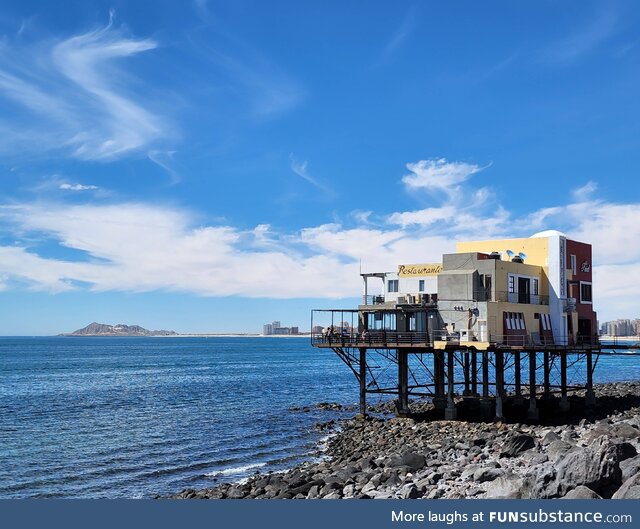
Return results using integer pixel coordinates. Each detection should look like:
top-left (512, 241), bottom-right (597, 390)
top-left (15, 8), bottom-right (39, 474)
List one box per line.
top-left (580, 261), bottom-right (590, 273)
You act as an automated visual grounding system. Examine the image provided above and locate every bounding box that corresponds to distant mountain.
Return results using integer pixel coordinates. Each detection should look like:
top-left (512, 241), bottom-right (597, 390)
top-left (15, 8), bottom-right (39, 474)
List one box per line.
top-left (63, 322), bottom-right (178, 337)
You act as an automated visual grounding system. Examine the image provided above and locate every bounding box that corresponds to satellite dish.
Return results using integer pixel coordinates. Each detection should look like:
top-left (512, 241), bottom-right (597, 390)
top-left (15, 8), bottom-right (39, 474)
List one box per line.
top-left (519, 252), bottom-right (527, 260)
top-left (506, 249), bottom-right (514, 258)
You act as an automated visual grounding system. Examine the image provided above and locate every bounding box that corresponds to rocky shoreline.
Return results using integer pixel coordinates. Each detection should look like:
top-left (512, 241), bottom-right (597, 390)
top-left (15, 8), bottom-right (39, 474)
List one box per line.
top-left (173, 382), bottom-right (640, 500)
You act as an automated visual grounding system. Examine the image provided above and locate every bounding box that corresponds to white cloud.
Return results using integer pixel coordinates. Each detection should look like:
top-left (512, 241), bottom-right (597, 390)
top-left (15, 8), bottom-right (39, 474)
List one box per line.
top-left (59, 183), bottom-right (99, 191)
top-left (0, 22), bottom-right (168, 161)
top-left (401, 158), bottom-right (485, 197)
top-left (289, 154), bottom-right (331, 193)
top-left (0, 159), bottom-right (639, 323)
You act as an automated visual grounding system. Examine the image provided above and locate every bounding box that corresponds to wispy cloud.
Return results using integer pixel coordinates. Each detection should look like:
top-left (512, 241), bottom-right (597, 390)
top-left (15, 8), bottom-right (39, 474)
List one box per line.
top-left (379, 6), bottom-right (419, 62)
top-left (59, 183), bottom-right (99, 191)
top-left (0, 18), bottom-right (169, 161)
top-left (289, 154), bottom-right (332, 194)
top-left (0, 161), bottom-right (639, 320)
top-left (148, 150), bottom-right (181, 185)
top-left (541, 8), bottom-right (619, 64)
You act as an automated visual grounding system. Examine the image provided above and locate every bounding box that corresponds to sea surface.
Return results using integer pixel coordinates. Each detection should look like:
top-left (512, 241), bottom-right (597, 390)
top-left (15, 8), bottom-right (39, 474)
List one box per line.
top-left (1, 336), bottom-right (639, 499)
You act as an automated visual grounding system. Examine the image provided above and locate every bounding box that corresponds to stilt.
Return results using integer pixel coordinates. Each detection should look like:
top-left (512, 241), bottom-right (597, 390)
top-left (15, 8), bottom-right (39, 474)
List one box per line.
top-left (433, 350), bottom-right (445, 410)
top-left (513, 351), bottom-right (523, 405)
top-left (495, 350), bottom-right (504, 421)
top-left (359, 348), bottom-right (367, 417)
top-left (543, 351), bottom-right (551, 399)
top-left (560, 352), bottom-right (570, 412)
top-left (397, 350), bottom-right (409, 414)
top-left (445, 350), bottom-right (457, 420)
top-left (585, 350), bottom-right (596, 406)
top-left (463, 351), bottom-right (471, 396)
top-left (471, 351), bottom-right (478, 396)
top-left (480, 351), bottom-right (492, 419)
top-left (528, 351), bottom-right (539, 420)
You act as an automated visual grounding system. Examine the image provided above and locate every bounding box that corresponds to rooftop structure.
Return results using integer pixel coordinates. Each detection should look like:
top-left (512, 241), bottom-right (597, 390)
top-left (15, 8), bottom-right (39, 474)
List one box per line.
top-left (311, 231), bottom-right (623, 422)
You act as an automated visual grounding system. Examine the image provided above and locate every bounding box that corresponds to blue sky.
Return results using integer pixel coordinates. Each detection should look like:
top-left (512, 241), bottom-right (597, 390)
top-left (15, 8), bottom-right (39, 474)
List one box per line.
top-left (1, 0), bottom-right (640, 334)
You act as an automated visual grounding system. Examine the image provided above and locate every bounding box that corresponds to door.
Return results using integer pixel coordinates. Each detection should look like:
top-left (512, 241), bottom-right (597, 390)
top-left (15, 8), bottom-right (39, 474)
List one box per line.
top-left (518, 277), bottom-right (530, 304)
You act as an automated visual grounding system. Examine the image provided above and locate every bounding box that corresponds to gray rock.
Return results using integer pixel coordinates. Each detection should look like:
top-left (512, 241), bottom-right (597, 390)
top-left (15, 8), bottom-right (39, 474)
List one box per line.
top-left (620, 455), bottom-right (640, 482)
top-left (400, 451), bottom-right (426, 471)
top-left (614, 441), bottom-right (637, 462)
top-left (546, 440), bottom-right (574, 462)
top-left (541, 431), bottom-right (560, 446)
top-left (611, 423), bottom-right (640, 440)
top-left (400, 483), bottom-right (421, 499)
top-left (484, 474), bottom-right (525, 499)
top-left (473, 467), bottom-right (505, 483)
top-left (563, 486), bottom-right (602, 499)
top-left (553, 436), bottom-right (622, 498)
top-left (501, 434), bottom-right (535, 458)
top-left (612, 472), bottom-right (640, 499)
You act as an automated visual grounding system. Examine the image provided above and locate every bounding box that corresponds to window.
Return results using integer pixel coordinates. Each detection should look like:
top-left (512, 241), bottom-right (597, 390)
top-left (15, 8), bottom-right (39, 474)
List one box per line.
top-left (388, 279), bottom-right (399, 293)
top-left (571, 254), bottom-right (577, 275)
top-left (532, 278), bottom-right (539, 296)
top-left (580, 282), bottom-right (593, 303)
top-left (418, 279), bottom-right (425, 292)
top-left (508, 275), bottom-right (515, 293)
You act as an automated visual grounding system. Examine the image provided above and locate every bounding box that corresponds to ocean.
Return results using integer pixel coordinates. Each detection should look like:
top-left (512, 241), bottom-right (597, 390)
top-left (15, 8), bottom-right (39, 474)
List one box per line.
top-left (1, 336), bottom-right (639, 499)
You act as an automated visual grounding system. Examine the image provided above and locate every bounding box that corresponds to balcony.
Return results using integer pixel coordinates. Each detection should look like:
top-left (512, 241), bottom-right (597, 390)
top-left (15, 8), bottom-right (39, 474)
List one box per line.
top-left (473, 290), bottom-right (549, 305)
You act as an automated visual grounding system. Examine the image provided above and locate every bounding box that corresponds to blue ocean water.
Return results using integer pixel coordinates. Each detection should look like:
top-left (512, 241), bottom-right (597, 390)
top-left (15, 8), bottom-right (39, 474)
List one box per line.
top-left (0, 337), bottom-right (357, 499)
top-left (1, 336), bottom-right (639, 499)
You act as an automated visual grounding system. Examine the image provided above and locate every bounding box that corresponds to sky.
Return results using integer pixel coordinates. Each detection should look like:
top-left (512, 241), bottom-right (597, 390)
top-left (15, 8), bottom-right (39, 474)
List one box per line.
top-left (1, 0), bottom-right (640, 334)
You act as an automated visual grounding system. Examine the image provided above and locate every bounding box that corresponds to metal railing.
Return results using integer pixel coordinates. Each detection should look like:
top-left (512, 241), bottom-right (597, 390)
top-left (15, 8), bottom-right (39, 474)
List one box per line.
top-left (472, 290), bottom-right (549, 305)
top-left (361, 295), bottom-right (386, 305)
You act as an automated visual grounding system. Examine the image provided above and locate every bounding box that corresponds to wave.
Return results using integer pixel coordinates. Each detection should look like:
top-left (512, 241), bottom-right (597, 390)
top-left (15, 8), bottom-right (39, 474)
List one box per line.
top-left (204, 462), bottom-right (266, 478)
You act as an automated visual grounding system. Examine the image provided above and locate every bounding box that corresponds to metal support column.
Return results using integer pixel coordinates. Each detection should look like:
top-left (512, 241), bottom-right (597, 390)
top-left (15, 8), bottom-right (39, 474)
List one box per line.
top-left (480, 351), bottom-right (492, 419)
top-left (433, 350), bottom-right (445, 410)
top-left (359, 348), bottom-right (367, 417)
top-left (495, 350), bottom-right (504, 421)
top-left (585, 350), bottom-right (596, 406)
top-left (445, 350), bottom-right (457, 420)
top-left (513, 351), bottom-right (523, 405)
top-left (560, 352), bottom-right (570, 412)
top-left (398, 350), bottom-right (409, 415)
top-left (471, 351), bottom-right (478, 396)
top-left (543, 351), bottom-right (551, 399)
top-left (463, 351), bottom-right (471, 396)
top-left (528, 351), bottom-right (539, 420)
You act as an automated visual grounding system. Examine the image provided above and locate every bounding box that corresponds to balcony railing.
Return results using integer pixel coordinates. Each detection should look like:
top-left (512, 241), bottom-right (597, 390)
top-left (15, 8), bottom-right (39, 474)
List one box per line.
top-left (361, 295), bottom-right (386, 305)
top-left (472, 290), bottom-right (549, 305)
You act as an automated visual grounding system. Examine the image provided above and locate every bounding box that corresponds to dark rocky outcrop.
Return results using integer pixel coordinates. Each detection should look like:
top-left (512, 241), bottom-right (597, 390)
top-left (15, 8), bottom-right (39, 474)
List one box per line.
top-left (63, 322), bottom-right (178, 337)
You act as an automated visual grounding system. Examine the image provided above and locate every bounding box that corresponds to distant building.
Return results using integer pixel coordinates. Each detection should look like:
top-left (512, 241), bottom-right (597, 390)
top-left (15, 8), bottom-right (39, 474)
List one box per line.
top-left (263, 320), bottom-right (299, 335)
top-left (600, 319), bottom-right (640, 337)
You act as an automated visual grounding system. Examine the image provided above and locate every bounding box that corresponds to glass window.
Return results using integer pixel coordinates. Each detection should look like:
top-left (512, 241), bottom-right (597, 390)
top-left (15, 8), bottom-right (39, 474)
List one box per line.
top-left (418, 279), bottom-right (425, 292)
top-left (508, 275), bottom-right (515, 293)
top-left (571, 255), bottom-right (577, 275)
top-left (388, 279), bottom-right (398, 293)
top-left (581, 282), bottom-right (592, 303)
top-left (532, 278), bottom-right (539, 295)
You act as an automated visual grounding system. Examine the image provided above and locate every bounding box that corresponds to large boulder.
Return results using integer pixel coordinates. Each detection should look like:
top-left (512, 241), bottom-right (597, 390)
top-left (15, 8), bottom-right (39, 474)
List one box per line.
top-left (620, 454), bottom-right (640, 482)
top-left (555, 436), bottom-right (621, 498)
top-left (563, 486), bottom-right (602, 499)
top-left (500, 434), bottom-right (535, 458)
top-left (546, 440), bottom-right (573, 462)
top-left (612, 472), bottom-right (640, 499)
top-left (484, 474), bottom-right (526, 499)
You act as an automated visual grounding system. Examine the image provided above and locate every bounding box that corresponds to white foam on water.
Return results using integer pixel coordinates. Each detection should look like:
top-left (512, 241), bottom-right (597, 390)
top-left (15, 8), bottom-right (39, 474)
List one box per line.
top-left (204, 462), bottom-right (266, 478)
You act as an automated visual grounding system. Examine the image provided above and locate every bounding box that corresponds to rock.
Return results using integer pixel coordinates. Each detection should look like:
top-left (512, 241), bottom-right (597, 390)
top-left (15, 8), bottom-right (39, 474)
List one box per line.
top-left (620, 455), bottom-right (640, 482)
top-left (611, 423), bottom-right (640, 440)
top-left (501, 434), bottom-right (535, 457)
top-left (473, 467), bottom-right (505, 483)
top-left (612, 472), bottom-right (640, 499)
top-left (225, 487), bottom-right (246, 499)
top-left (614, 441), bottom-right (637, 462)
top-left (541, 431), bottom-right (560, 446)
top-left (484, 474), bottom-right (525, 499)
top-left (546, 440), bottom-right (574, 462)
top-left (553, 436), bottom-right (622, 498)
top-left (563, 486), bottom-right (602, 499)
top-left (400, 451), bottom-right (426, 471)
top-left (400, 484), bottom-right (420, 499)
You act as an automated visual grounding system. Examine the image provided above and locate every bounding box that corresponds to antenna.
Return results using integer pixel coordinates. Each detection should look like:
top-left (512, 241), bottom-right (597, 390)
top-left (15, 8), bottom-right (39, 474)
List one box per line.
top-left (506, 249), bottom-right (514, 258)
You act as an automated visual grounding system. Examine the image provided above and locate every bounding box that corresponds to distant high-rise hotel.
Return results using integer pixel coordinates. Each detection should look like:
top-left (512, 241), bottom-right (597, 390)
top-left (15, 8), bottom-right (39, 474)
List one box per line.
top-left (263, 321), bottom-right (299, 335)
